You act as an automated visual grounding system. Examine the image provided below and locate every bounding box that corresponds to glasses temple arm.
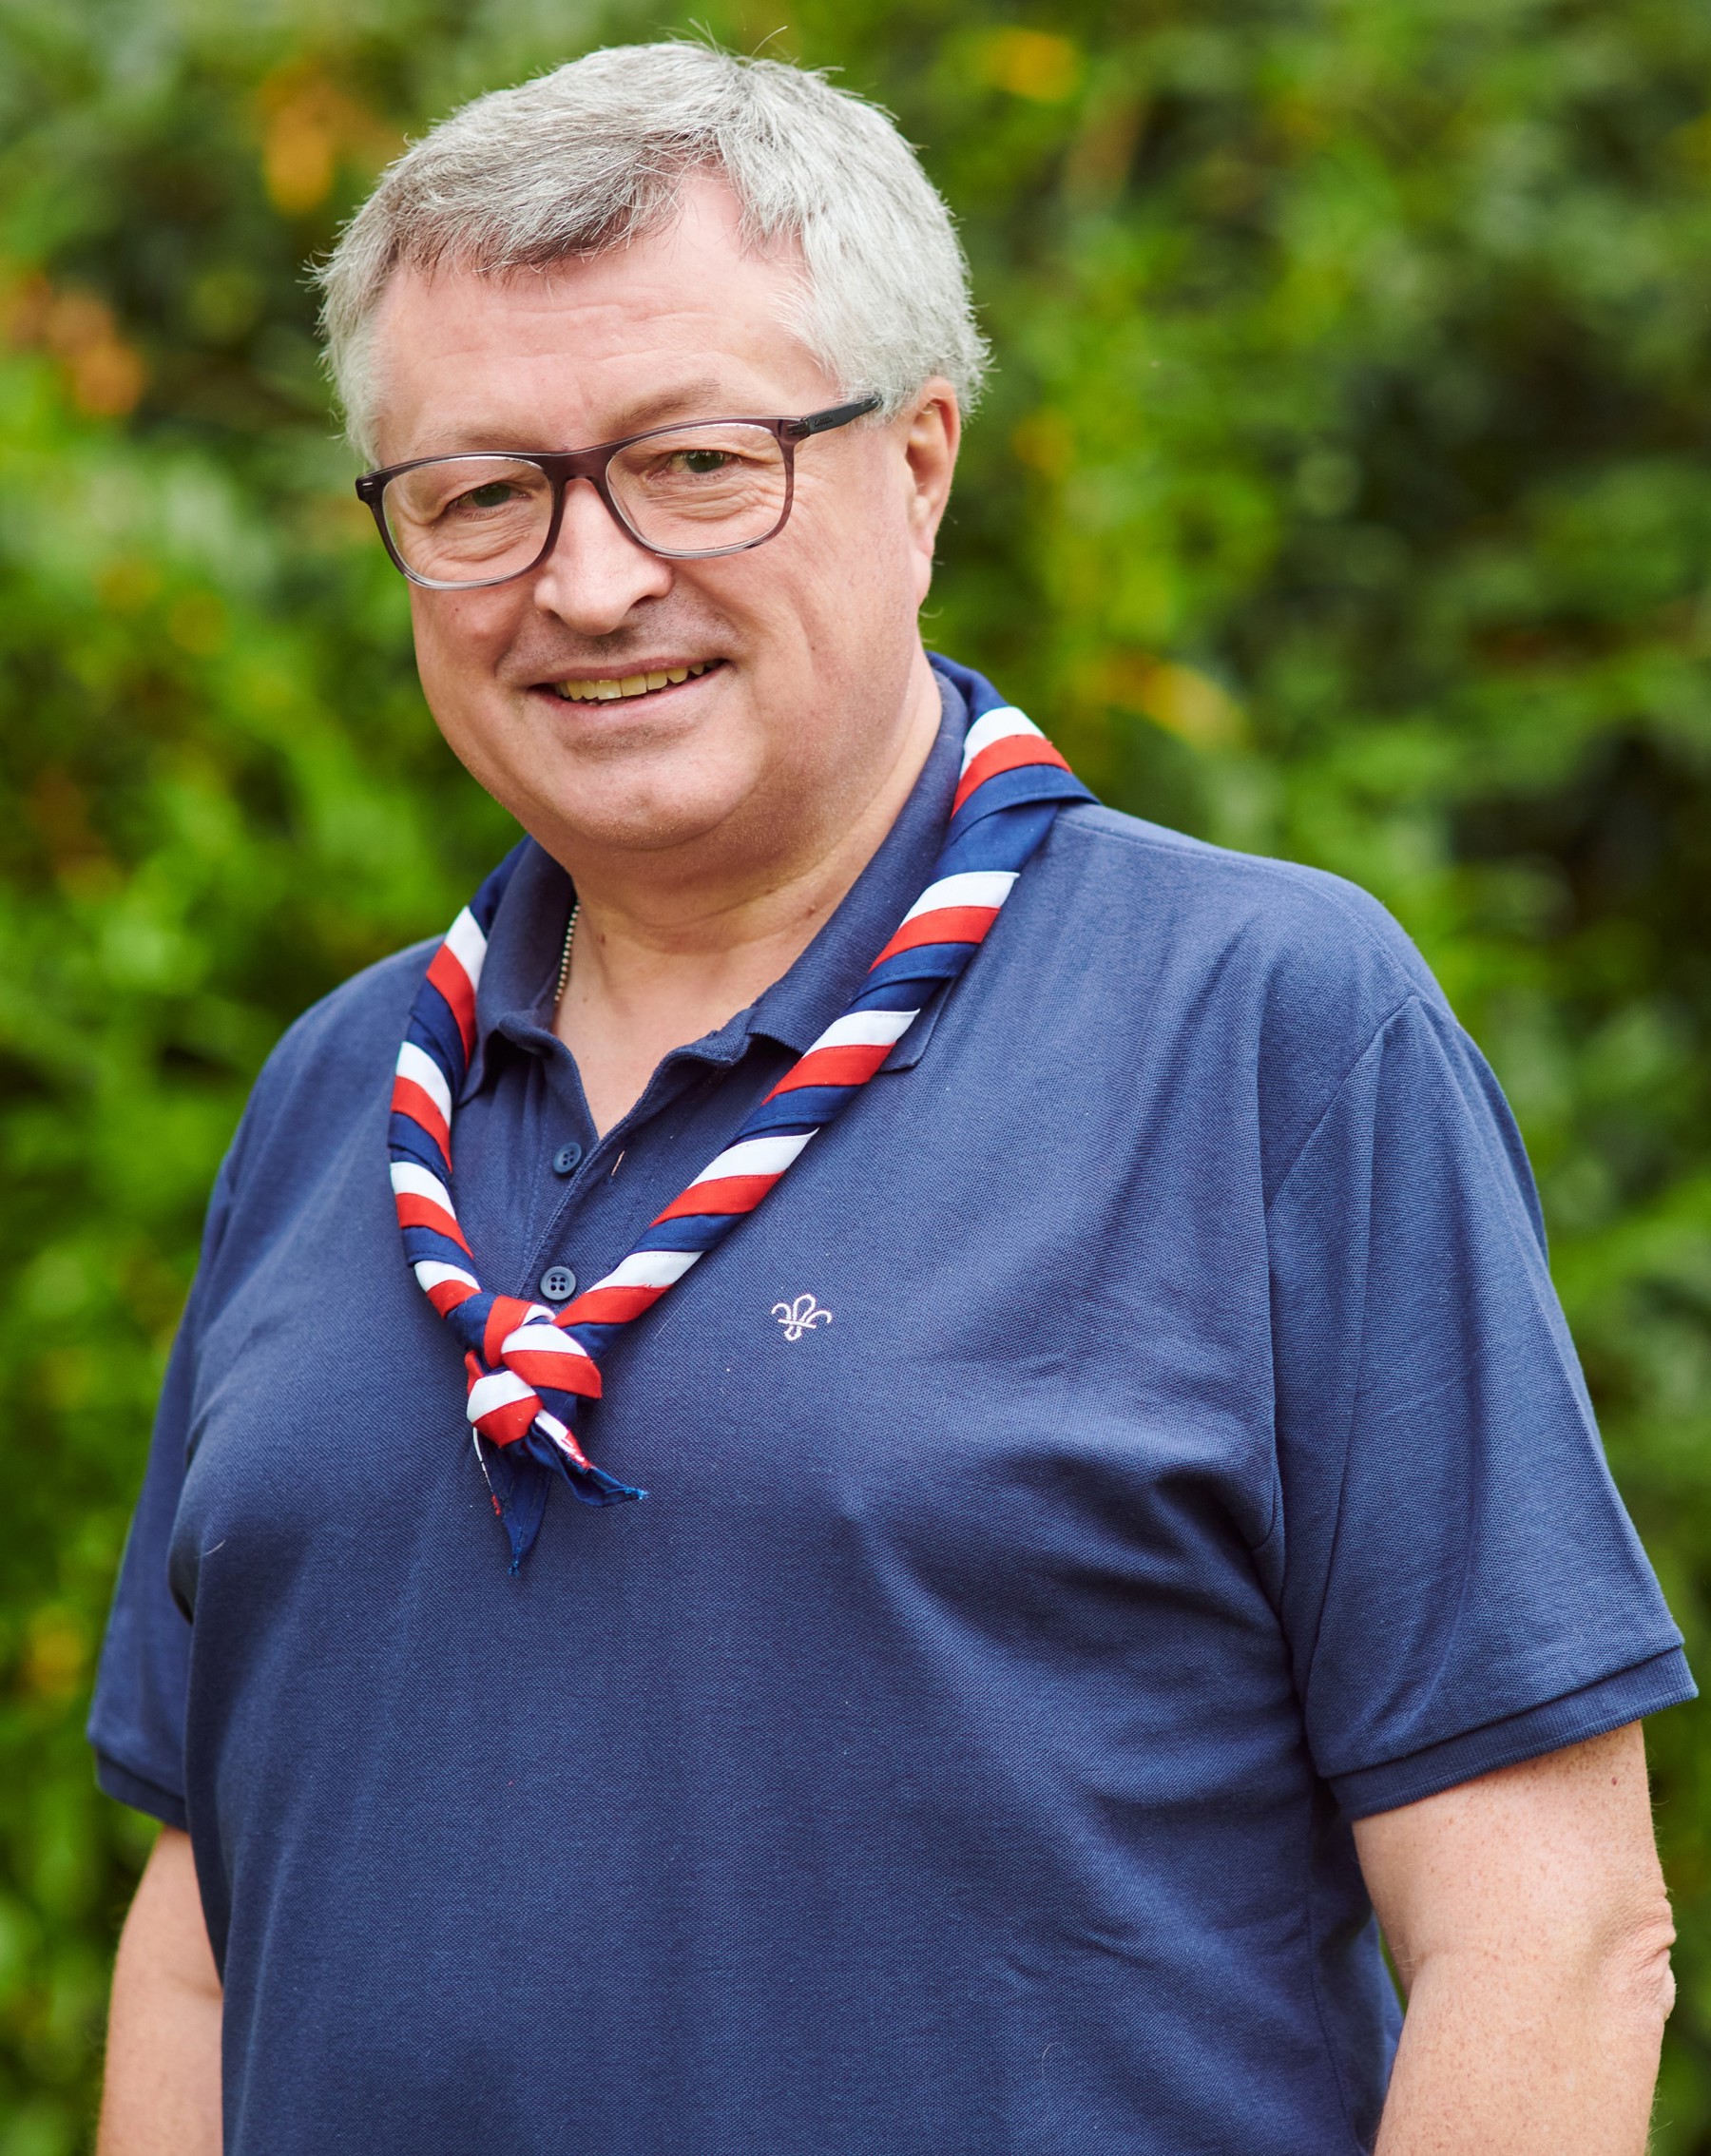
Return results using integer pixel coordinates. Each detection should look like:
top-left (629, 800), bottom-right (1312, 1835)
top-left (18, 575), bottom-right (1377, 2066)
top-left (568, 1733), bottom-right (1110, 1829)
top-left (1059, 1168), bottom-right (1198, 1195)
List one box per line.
top-left (794, 395), bottom-right (883, 437)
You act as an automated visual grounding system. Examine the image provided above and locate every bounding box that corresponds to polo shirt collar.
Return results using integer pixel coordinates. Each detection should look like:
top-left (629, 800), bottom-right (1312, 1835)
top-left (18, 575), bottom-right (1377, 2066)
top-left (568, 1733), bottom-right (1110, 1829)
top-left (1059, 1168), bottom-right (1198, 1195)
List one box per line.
top-left (465, 662), bottom-right (968, 1097)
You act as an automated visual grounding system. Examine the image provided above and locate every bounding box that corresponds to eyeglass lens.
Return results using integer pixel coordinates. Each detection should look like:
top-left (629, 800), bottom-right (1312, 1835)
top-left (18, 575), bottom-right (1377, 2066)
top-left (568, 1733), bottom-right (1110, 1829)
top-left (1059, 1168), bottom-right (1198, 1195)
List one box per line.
top-left (379, 422), bottom-right (790, 585)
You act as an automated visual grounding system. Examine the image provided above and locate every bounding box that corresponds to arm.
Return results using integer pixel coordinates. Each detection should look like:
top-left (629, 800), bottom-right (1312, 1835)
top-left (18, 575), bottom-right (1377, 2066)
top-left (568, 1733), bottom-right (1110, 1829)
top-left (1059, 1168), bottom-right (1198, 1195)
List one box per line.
top-left (99, 1826), bottom-right (222, 2156)
top-left (1356, 1723), bottom-right (1673, 2155)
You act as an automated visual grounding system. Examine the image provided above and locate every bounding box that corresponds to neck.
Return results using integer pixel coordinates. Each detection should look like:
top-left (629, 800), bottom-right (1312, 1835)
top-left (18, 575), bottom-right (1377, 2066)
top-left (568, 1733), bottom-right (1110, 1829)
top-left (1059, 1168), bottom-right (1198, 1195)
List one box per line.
top-left (553, 651), bottom-right (944, 1136)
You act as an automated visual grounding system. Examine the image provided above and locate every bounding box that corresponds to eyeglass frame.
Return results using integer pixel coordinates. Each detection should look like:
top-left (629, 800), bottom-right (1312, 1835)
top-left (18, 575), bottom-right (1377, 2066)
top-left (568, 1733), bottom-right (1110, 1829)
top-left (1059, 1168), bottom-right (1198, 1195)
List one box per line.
top-left (354, 395), bottom-right (882, 591)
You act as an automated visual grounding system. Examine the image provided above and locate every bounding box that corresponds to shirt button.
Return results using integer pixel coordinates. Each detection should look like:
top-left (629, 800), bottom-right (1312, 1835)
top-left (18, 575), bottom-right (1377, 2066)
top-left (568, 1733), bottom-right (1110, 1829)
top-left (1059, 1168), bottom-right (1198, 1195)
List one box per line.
top-left (539, 1265), bottom-right (577, 1303)
top-left (552, 1143), bottom-right (583, 1176)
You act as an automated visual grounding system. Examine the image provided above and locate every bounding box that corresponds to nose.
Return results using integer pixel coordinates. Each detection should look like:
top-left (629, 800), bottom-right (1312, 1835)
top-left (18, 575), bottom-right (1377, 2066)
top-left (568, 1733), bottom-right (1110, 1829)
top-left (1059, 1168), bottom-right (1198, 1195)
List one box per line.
top-left (529, 475), bottom-right (673, 632)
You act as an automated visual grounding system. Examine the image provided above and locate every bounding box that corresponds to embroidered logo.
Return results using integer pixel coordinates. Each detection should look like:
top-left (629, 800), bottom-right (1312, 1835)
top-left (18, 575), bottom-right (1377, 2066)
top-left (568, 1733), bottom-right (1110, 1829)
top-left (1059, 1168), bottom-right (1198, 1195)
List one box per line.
top-left (772, 1294), bottom-right (833, 1341)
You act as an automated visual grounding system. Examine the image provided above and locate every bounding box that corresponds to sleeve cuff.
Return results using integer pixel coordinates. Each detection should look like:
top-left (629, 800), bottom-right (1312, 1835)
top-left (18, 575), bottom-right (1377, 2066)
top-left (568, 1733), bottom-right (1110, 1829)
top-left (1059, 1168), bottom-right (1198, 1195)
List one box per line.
top-left (94, 1752), bottom-right (190, 1833)
top-left (1330, 1646), bottom-right (1698, 1820)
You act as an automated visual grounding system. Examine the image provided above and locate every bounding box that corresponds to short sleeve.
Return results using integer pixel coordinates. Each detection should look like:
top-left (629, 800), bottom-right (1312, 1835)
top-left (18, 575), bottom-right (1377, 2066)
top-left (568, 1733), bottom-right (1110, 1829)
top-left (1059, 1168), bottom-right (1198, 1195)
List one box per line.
top-left (1266, 992), bottom-right (1695, 1819)
top-left (87, 1147), bottom-right (240, 1829)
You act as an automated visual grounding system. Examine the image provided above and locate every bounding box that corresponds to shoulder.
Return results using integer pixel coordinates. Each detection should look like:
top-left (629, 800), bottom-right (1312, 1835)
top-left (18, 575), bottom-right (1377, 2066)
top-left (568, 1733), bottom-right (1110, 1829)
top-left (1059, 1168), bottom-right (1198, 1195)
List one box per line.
top-left (208, 939), bottom-right (433, 1239)
top-left (172, 937), bottom-right (435, 1321)
top-left (242, 939), bottom-right (435, 1140)
top-left (1038, 802), bottom-right (1474, 1193)
top-left (1047, 802), bottom-right (1440, 1021)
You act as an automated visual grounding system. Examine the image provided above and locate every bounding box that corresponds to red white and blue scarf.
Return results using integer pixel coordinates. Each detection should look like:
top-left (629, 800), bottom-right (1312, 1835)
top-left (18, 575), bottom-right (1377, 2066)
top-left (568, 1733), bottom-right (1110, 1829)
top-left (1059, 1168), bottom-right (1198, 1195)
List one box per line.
top-left (390, 660), bottom-right (1093, 1565)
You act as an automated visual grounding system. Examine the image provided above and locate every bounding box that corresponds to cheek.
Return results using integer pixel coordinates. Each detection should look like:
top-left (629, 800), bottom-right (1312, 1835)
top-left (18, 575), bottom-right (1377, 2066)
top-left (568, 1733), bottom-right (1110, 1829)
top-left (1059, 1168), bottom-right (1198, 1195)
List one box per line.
top-left (409, 594), bottom-right (510, 710)
top-left (840, 485), bottom-right (931, 628)
top-left (784, 469), bottom-right (918, 631)
top-left (408, 592), bottom-right (461, 691)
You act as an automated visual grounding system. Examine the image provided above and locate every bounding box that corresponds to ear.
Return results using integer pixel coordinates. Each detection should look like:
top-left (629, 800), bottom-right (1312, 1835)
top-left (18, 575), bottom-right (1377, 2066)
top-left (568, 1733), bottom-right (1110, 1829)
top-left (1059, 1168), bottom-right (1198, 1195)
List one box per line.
top-left (899, 378), bottom-right (961, 599)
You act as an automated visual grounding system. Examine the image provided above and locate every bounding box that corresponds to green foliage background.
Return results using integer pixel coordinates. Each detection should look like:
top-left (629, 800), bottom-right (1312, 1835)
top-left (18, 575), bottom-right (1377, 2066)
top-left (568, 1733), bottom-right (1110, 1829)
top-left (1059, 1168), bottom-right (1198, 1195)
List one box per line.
top-left (1, 0), bottom-right (1709, 2144)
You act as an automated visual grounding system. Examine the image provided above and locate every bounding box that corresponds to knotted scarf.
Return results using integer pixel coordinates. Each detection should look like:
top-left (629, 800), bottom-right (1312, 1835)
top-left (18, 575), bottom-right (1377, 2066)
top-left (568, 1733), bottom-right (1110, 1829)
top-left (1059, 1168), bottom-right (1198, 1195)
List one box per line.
top-left (390, 658), bottom-right (1094, 1565)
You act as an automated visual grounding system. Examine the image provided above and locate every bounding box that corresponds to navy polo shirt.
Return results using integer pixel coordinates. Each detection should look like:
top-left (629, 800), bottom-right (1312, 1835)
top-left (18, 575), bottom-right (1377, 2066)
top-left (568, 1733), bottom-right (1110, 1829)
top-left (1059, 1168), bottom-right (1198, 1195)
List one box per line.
top-left (91, 662), bottom-right (1693, 2156)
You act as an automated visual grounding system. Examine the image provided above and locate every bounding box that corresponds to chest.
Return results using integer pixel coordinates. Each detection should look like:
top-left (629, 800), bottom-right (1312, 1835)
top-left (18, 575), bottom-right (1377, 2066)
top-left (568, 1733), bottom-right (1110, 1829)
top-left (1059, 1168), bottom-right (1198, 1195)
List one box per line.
top-left (175, 977), bottom-right (1280, 1644)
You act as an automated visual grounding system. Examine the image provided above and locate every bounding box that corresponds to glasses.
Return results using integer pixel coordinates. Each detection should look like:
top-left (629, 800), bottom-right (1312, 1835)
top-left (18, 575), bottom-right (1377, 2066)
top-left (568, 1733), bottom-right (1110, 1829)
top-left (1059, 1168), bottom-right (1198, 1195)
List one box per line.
top-left (355, 396), bottom-right (880, 591)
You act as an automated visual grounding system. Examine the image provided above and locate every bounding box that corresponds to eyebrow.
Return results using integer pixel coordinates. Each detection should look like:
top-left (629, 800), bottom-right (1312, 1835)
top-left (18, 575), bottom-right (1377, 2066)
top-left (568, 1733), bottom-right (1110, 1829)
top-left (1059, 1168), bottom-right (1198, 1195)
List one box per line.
top-left (409, 376), bottom-right (740, 459)
top-left (606, 378), bottom-right (730, 433)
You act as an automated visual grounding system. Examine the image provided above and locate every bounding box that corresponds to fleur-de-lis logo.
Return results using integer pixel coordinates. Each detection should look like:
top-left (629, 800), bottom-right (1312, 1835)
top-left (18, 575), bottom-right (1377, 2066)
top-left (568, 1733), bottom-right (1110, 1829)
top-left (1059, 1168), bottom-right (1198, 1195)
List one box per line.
top-left (772, 1293), bottom-right (833, 1341)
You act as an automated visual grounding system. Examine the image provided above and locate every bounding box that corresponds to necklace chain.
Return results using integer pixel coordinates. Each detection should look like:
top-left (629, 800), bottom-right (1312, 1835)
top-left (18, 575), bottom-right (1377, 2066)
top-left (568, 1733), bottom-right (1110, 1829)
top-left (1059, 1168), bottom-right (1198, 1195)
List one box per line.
top-left (555, 900), bottom-right (580, 1006)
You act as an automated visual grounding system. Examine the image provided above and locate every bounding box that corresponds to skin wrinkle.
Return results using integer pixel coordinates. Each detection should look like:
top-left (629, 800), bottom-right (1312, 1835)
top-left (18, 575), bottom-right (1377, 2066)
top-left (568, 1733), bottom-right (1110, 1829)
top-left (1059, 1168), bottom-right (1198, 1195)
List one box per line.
top-left (384, 367), bottom-right (733, 462)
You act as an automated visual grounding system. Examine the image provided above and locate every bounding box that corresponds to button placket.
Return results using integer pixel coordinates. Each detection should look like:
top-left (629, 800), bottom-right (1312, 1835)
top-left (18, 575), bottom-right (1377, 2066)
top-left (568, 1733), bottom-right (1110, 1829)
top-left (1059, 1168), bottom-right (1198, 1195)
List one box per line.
top-left (521, 1053), bottom-right (733, 1321)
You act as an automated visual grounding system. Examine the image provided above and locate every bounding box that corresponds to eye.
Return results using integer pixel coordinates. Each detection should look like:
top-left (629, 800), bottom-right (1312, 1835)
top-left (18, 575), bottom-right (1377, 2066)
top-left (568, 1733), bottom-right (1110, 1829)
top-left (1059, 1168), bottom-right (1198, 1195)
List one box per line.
top-left (455, 481), bottom-right (522, 511)
top-left (673, 450), bottom-right (736, 475)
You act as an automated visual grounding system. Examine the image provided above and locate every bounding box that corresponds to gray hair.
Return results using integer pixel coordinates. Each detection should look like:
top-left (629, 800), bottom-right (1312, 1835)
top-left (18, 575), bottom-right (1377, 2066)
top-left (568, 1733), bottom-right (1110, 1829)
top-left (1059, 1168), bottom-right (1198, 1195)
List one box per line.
top-left (317, 42), bottom-right (989, 463)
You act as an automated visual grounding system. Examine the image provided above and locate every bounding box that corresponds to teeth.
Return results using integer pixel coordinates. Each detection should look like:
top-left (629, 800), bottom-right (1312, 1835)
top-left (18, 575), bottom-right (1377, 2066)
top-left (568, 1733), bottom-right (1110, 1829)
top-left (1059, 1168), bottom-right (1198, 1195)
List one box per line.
top-left (552, 661), bottom-right (712, 703)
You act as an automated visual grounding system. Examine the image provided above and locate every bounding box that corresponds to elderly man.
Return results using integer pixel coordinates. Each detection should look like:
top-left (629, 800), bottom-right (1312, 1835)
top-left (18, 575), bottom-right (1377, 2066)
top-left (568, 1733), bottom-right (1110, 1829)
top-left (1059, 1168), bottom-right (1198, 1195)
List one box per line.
top-left (91, 42), bottom-right (1691, 2156)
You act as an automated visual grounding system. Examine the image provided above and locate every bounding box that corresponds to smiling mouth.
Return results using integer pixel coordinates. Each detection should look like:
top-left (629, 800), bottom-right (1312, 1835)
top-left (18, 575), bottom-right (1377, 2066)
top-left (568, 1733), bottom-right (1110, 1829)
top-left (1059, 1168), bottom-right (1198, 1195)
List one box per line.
top-left (546, 659), bottom-right (721, 703)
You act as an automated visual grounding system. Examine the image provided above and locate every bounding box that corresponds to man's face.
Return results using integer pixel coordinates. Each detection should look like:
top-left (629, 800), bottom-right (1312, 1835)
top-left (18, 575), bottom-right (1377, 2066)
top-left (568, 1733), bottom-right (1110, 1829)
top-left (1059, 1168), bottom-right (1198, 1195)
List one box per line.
top-left (368, 178), bottom-right (958, 878)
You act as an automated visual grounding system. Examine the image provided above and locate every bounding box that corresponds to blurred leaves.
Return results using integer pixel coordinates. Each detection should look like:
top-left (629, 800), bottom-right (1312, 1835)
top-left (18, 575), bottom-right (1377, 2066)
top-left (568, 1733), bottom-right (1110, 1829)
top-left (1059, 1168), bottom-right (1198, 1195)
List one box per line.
top-left (2, 0), bottom-right (1710, 2146)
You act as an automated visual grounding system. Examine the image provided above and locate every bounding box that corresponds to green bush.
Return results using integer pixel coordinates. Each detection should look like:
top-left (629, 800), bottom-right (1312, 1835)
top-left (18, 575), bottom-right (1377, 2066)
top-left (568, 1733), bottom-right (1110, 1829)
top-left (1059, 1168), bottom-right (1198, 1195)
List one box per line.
top-left (2, 0), bottom-right (1707, 2145)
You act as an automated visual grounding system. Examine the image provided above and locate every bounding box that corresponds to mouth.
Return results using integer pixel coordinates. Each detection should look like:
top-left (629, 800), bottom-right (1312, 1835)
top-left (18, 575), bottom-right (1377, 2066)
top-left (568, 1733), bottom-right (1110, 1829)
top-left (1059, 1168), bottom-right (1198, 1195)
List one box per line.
top-left (540, 658), bottom-right (723, 704)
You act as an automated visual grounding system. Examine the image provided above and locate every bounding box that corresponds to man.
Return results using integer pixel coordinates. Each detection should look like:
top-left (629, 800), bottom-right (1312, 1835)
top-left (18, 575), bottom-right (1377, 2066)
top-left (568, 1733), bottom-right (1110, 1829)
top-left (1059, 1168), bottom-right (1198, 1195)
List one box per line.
top-left (91, 42), bottom-right (1692, 2156)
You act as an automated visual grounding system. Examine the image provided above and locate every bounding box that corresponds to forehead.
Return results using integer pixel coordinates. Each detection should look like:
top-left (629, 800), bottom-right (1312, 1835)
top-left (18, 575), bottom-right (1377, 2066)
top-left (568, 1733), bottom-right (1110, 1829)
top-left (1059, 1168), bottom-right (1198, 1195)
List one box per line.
top-left (368, 176), bottom-right (836, 463)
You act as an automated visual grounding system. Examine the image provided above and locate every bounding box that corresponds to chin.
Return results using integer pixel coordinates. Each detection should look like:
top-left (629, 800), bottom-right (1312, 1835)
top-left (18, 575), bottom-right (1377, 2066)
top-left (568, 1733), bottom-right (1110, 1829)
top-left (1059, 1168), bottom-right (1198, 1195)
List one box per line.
top-left (528, 767), bottom-right (761, 859)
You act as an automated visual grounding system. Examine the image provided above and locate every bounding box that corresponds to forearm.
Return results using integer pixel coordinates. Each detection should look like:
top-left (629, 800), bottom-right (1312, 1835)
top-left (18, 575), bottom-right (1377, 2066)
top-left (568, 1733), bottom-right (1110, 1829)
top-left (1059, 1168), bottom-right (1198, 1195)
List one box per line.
top-left (1359, 1724), bottom-right (1674, 2156)
top-left (1375, 1935), bottom-right (1670, 2154)
top-left (99, 1827), bottom-right (222, 2156)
